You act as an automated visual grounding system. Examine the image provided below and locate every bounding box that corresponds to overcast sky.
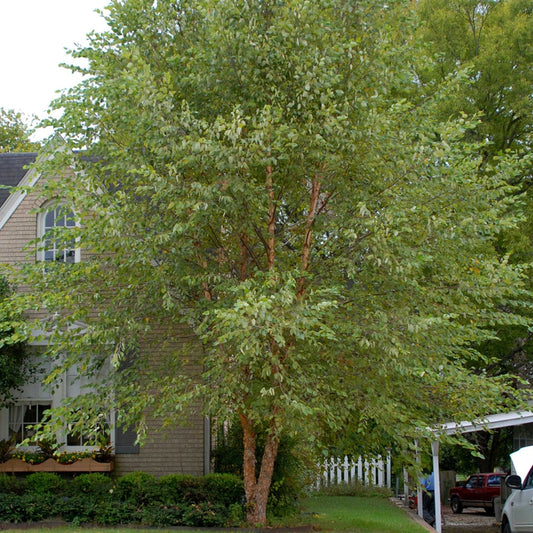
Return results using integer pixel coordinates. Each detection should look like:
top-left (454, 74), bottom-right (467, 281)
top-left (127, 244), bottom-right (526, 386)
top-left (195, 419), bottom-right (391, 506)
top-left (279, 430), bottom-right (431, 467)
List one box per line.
top-left (0, 1), bottom-right (109, 131)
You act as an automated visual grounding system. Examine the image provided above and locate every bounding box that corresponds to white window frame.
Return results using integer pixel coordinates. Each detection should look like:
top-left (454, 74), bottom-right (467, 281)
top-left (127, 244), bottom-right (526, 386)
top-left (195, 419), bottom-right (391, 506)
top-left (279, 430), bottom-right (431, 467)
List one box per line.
top-left (36, 201), bottom-right (80, 264)
top-left (0, 339), bottom-right (113, 452)
top-left (7, 402), bottom-right (53, 444)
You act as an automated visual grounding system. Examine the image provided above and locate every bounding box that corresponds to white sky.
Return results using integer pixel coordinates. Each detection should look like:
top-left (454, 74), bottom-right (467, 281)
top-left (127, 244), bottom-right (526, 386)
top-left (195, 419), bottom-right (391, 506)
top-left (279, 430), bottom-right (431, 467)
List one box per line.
top-left (0, 1), bottom-right (110, 132)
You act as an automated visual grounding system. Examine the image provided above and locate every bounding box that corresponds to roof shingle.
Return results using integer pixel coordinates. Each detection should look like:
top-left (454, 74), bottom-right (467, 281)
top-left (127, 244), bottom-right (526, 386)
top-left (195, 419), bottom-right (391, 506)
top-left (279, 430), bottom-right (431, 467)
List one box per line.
top-left (0, 153), bottom-right (38, 208)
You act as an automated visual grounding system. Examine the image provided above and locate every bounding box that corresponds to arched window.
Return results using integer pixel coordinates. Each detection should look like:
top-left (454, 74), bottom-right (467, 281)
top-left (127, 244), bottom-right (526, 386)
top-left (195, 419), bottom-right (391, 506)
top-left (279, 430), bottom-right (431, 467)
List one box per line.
top-left (37, 203), bottom-right (79, 263)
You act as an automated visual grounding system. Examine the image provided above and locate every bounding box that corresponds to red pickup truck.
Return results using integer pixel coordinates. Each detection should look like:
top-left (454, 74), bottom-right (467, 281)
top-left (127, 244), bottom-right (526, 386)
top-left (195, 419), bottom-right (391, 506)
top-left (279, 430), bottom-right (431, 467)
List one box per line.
top-left (449, 473), bottom-right (505, 515)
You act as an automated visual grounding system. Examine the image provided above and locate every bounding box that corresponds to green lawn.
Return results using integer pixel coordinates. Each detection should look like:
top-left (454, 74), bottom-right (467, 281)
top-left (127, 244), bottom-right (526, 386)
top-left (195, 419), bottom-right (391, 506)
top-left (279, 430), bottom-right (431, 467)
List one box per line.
top-left (0, 495), bottom-right (427, 533)
top-left (301, 494), bottom-right (428, 532)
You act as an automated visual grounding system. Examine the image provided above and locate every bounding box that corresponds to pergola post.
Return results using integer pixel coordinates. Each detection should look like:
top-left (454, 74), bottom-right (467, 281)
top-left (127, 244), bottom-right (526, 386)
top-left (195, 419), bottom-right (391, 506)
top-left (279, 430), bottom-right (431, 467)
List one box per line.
top-left (431, 440), bottom-right (442, 533)
top-left (416, 440), bottom-right (423, 519)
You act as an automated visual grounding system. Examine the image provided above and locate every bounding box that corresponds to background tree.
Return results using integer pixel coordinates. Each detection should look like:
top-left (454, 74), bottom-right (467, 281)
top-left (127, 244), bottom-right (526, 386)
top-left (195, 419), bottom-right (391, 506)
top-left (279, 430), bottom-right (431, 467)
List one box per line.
top-left (0, 276), bottom-right (28, 407)
top-left (416, 0), bottom-right (533, 158)
top-left (14, 0), bottom-right (531, 524)
top-left (416, 0), bottom-right (533, 472)
top-left (0, 108), bottom-right (39, 152)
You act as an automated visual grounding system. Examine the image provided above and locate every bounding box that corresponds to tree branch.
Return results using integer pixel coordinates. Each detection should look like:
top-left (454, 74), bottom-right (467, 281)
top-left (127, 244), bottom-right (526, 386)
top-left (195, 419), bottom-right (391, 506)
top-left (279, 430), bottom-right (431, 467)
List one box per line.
top-left (298, 163), bottom-right (325, 296)
top-left (266, 165), bottom-right (276, 270)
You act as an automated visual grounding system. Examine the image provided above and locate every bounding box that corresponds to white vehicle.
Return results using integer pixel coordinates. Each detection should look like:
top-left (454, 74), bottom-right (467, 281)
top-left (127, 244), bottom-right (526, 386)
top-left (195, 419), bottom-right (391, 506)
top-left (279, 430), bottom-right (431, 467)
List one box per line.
top-left (501, 446), bottom-right (533, 533)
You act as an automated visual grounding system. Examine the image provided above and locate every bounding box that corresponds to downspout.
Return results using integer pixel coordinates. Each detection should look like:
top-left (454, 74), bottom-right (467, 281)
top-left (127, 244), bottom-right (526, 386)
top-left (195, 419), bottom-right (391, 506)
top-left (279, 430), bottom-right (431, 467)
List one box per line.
top-left (204, 416), bottom-right (211, 474)
top-left (416, 441), bottom-right (423, 518)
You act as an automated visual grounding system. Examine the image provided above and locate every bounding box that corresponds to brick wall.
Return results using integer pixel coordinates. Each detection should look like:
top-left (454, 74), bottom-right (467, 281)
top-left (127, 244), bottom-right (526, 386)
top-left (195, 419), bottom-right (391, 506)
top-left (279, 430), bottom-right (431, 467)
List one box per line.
top-left (114, 415), bottom-right (207, 477)
top-left (0, 165), bottom-right (208, 477)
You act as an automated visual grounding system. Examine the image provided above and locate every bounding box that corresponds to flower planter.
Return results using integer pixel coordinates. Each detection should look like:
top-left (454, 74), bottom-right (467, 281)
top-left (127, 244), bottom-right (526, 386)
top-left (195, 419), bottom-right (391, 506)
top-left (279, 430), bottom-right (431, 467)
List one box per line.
top-left (0, 457), bottom-right (114, 473)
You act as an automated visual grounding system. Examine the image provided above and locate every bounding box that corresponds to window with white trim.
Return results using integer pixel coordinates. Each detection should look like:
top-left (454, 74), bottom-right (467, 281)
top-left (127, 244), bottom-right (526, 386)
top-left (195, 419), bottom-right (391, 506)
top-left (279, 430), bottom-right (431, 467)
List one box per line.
top-left (37, 203), bottom-right (79, 263)
top-left (9, 403), bottom-right (51, 444)
top-left (64, 363), bottom-right (110, 447)
top-left (0, 349), bottom-right (111, 450)
top-left (4, 353), bottom-right (53, 444)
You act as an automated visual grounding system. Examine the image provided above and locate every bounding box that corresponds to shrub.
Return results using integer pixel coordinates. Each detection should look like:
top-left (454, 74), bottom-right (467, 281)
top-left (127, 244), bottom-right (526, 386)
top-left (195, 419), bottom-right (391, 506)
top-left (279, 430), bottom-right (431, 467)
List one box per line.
top-left (157, 473), bottom-right (244, 507)
top-left (228, 502), bottom-right (245, 525)
top-left (93, 501), bottom-right (141, 525)
top-left (25, 472), bottom-right (66, 495)
top-left (158, 473), bottom-right (197, 505)
top-left (0, 493), bottom-right (25, 522)
top-left (0, 472), bottom-right (23, 494)
top-left (212, 421), bottom-right (310, 517)
top-left (140, 504), bottom-right (184, 526)
top-left (69, 472), bottom-right (113, 497)
top-left (201, 473), bottom-right (244, 506)
top-left (22, 493), bottom-right (58, 521)
top-left (0, 438), bottom-right (15, 463)
top-left (181, 502), bottom-right (228, 527)
top-left (55, 495), bottom-right (97, 524)
top-left (114, 471), bottom-right (160, 504)
top-left (319, 480), bottom-right (392, 498)
top-left (0, 471), bottom-right (244, 527)
top-left (0, 493), bottom-right (57, 522)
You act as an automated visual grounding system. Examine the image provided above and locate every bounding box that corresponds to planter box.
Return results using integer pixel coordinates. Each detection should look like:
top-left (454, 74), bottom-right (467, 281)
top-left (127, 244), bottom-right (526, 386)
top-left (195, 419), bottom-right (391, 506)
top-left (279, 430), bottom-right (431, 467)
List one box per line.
top-left (0, 457), bottom-right (114, 473)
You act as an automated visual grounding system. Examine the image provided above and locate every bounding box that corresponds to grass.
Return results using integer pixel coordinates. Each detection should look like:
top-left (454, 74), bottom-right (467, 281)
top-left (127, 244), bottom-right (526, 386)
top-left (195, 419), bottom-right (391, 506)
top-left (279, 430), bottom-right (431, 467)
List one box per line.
top-left (0, 494), bottom-right (427, 533)
top-left (301, 494), bottom-right (428, 532)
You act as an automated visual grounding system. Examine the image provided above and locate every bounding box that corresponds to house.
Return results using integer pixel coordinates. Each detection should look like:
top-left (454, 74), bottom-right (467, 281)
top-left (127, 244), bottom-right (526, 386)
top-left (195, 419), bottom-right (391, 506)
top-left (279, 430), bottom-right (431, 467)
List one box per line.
top-left (0, 145), bottom-right (210, 477)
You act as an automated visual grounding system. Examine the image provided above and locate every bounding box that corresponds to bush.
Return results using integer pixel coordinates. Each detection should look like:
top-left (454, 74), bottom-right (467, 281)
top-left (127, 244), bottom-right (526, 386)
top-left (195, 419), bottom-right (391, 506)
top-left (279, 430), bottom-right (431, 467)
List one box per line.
top-left (54, 495), bottom-right (97, 524)
top-left (24, 493), bottom-right (60, 521)
top-left (114, 471), bottom-right (160, 504)
top-left (228, 501), bottom-right (245, 524)
top-left (266, 435), bottom-right (311, 518)
top-left (158, 473), bottom-right (197, 505)
top-left (140, 504), bottom-right (184, 526)
top-left (69, 472), bottom-right (113, 497)
top-left (25, 472), bottom-right (66, 495)
top-left (0, 472), bottom-right (24, 494)
top-left (0, 438), bottom-right (15, 463)
top-left (201, 473), bottom-right (244, 506)
top-left (0, 493), bottom-right (25, 522)
top-left (93, 501), bottom-right (141, 525)
top-left (181, 502), bottom-right (228, 527)
top-left (320, 480), bottom-right (392, 498)
top-left (0, 471), bottom-right (245, 527)
top-left (157, 472), bottom-right (243, 507)
top-left (212, 421), bottom-right (310, 518)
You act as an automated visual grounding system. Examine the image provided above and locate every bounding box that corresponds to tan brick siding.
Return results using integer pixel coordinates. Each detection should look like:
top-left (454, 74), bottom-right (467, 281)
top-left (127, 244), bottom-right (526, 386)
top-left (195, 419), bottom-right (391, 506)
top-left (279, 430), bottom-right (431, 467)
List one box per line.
top-left (0, 195), bottom-right (39, 265)
top-left (114, 417), bottom-right (207, 477)
top-left (0, 171), bottom-right (208, 478)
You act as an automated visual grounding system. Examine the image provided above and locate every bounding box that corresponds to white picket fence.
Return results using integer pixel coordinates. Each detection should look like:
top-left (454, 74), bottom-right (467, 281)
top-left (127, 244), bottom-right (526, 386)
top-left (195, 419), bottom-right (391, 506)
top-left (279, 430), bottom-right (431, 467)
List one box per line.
top-left (315, 455), bottom-right (392, 490)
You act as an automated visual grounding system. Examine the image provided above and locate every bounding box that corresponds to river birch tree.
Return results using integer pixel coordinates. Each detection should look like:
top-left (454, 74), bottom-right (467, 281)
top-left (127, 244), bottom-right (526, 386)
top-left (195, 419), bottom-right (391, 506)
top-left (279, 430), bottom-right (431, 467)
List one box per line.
top-left (12, 0), bottom-right (532, 525)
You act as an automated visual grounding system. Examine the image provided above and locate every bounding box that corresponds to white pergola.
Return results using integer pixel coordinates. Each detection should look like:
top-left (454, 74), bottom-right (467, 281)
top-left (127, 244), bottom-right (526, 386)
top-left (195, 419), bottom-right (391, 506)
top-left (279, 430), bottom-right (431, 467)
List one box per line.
top-left (421, 409), bottom-right (533, 533)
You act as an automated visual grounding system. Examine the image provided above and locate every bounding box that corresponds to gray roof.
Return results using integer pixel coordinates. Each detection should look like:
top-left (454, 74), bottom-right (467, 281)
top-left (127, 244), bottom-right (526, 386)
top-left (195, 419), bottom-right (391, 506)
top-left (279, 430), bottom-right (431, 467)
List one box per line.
top-left (0, 153), bottom-right (38, 208)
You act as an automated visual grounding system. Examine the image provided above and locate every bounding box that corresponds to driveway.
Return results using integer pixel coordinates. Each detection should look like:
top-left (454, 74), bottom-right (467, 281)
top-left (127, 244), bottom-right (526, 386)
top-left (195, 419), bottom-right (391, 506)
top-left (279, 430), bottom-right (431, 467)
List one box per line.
top-left (442, 505), bottom-right (499, 533)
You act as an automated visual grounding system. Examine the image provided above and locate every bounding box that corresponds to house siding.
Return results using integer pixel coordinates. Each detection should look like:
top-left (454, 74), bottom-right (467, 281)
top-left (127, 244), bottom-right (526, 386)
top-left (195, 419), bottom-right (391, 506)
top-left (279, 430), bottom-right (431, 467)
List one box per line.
top-left (0, 197), bottom-right (37, 264)
top-left (114, 416), bottom-right (206, 477)
top-left (0, 155), bottom-right (208, 478)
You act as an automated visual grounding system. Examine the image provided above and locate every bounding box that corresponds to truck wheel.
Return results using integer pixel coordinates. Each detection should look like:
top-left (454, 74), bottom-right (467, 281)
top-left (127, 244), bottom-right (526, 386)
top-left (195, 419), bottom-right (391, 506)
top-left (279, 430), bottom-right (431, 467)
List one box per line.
top-left (450, 496), bottom-right (463, 514)
top-left (485, 501), bottom-right (495, 516)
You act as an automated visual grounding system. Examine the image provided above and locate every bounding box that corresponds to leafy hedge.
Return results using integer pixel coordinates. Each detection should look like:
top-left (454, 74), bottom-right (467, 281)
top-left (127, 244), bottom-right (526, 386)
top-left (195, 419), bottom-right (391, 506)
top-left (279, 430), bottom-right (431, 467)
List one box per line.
top-left (0, 471), bottom-right (244, 527)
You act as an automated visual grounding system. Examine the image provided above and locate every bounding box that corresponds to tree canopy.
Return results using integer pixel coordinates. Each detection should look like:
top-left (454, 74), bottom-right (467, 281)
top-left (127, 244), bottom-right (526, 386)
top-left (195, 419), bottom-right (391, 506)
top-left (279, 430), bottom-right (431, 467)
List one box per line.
top-left (416, 0), bottom-right (533, 159)
top-left (0, 108), bottom-right (39, 153)
top-left (12, 0), bottom-right (532, 524)
top-left (0, 276), bottom-right (28, 407)
top-left (413, 0), bottom-right (533, 475)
